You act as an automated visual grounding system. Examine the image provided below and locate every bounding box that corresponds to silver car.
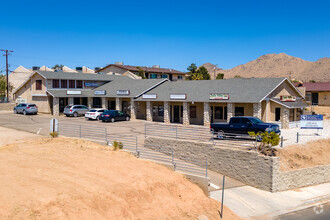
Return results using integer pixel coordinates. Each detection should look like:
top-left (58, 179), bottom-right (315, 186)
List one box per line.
top-left (14, 103), bottom-right (38, 115)
top-left (64, 105), bottom-right (89, 117)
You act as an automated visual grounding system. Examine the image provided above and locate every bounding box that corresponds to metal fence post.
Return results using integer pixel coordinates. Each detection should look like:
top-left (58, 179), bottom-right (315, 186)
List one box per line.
top-left (205, 159), bottom-right (208, 177)
top-left (171, 148), bottom-right (174, 165)
top-left (175, 126), bottom-right (178, 139)
top-left (220, 176), bottom-right (225, 218)
top-left (145, 124), bottom-right (147, 138)
top-left (105, 128), bottom-right (108, 144)
top-left (280, 136), bottom-right (283, 148)
top-left (136, 136), bottom-right (138, 153)
top-left (79, 125), bottom-right (82, 139)
top-left (296, 132), bottom-right (299, 143)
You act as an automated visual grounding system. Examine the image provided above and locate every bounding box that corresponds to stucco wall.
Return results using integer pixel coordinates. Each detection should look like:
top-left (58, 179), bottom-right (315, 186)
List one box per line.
top-left (318, 92), bottom-right (330, 106)
top-left (270, 80), bottom-right (300, 98)
top-left (145, 137), bottom-right (330, 192)
top-left (189, 102), bottom-right (204, 125)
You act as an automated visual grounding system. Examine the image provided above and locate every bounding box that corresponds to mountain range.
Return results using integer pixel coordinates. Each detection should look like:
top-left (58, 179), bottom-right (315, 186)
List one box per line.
top-left (201, 53), bottom-right (330, 82)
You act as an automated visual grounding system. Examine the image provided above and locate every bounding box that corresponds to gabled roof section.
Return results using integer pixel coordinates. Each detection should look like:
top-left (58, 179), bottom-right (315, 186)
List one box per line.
top-left (136, 77), bottom-right (287, 103)
top-left (37, 71), bottom-right (130, 81)
top-left (97, 64), bottom-right (185, 75)
top-left (93, 78), bottom-right (169, 98)
top-left (302, 82), bottom-right (330, 92)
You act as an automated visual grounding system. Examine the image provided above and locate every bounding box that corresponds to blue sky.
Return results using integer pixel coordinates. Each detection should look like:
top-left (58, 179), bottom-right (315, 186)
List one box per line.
top-left (0, 0), bottom-right (329, 72)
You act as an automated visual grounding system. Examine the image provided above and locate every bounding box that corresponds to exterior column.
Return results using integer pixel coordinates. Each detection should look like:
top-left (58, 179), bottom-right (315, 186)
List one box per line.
top-left (146, 101), bottom-right (153, 122)
top-left (88, 97), bottom-right (93, 109)
top-left (68, 97), bottom-right (74, 106)
top-left (183, 102), bottom-right (190, 125)
top-left (203, 102), bottom-right (211, 127)
top-left (281, 107), bottom-right (290, 129)
top-left (253, 103), bottom-right (262, 119)
top-left (101, 97), bottom-right (106, 109)
top-left (115, 97), bottom-right (121, 110)
top-left (130, 98), bottom-right (136, 120)
top-left (227, 103), bottom-right (235, 122)
top-left (164, 101), bottom-right (170, 124)
top-left (53, 97), bottom-right (59, 116)
top-left (265, 100), bottom-right (270, 122)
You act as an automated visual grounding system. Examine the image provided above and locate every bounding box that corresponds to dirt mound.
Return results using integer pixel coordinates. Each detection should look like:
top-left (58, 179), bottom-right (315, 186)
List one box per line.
top-left (0, 136), bottom-right (241, 220)
top-left (277, 139), bottom-right (330, 171)
top-left (201, 53), bottom-right (330, 82)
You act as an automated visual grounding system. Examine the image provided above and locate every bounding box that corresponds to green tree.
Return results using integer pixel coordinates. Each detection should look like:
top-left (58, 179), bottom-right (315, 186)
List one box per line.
top-left (187, 63), bottom-right (197, 73)
top-left (216, 73), bottom-right (225, 79)
top-left (136, 66), bottom-right (146, 79)
top-left (186, 64), bottom-right (210, 80)
top-left (0, 75), bottom-right (13, 97)
top-left (51, 64), bottom-right (64, 69)
top-left (197, 66), bottom-right (210, 80)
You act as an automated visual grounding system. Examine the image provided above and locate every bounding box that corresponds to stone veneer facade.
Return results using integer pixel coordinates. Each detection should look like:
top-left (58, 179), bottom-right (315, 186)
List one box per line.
top-left (101, 97), bottom-right (106, 109)
top-left (281, 107), bottom-right (290, 129)
top-left (253, 102), bottom-right (262, 119)
top-left (53, 97), bottom-right (59, 116)
top-left (164, 101), bottom-right (170, 124)
top-left (87, 97), bottom-right (93, 109)
top-left (227, 103), bottom-right (235, 122)
top-left (203, 102), bottom-right (210, 127)
top-left (183, 102), bottom-right (190, 125)
top-left (115, 97), bottom-right (121, 111)
top-left (68, 97), bottom-right (74, 106)
top-left (130, 99), bottom-right (136, 120)
top-left (146, 101), bottom-right (153, 122)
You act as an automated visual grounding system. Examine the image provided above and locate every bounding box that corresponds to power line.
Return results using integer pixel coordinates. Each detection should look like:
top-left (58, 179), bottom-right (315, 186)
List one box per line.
top-left (1, 49), bottom-right (14, 103)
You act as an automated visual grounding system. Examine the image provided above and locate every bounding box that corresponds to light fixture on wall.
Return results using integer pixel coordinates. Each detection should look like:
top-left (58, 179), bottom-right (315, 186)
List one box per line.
top-left (324, 95), bottom-right (327, 100)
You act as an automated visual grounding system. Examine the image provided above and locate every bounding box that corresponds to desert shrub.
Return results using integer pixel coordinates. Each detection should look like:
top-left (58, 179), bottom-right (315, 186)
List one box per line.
top-left (50, 131), bottom-right (58, 138)
top-left (113, 141), bottom-right (124, 150)
top-left (248, 131), bottom-right (280, 156)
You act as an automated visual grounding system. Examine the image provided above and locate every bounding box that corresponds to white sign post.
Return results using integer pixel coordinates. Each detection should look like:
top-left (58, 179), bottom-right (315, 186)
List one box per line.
top-left (50, 118), bottom-right (59, 137)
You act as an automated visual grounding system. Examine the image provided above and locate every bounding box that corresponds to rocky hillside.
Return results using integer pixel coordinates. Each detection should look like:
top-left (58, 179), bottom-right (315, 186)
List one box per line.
top-left (202, 53), bottom-right (330, 82)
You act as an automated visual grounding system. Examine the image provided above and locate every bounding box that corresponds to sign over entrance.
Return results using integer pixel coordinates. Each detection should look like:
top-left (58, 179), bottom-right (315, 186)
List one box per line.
top-left (143, 94), bottom-right (157, 99)
top-left (67, 90), bottom-right (81, 95)
top-left (210, 93), bottom-right (229, 100)
top-left (117, 90), bottom-right (130, 95)
top-left (280, 96), bottom-right (296, 102)
top-left (170, 94), bottom-right (187, 100)
top-left (94, 90), bottom-right (106, 95)
top-left (300, 115), bottom-right (323, 129)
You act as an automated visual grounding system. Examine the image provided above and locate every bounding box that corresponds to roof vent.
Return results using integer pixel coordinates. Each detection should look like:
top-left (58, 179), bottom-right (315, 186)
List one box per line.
top-left (115, 62), bottom-right (124, 65)
top-left (32, 66), bottom-right (40, 70)
top-left (94, 67), bottom-right (101, 71)
top-left (152, 65), bottom-right (160, 68)
top-left (76, 67), bottom-right (83, 71)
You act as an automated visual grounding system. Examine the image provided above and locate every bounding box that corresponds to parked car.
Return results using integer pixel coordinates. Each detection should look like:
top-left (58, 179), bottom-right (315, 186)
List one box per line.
top-left (99, 110), bottom-right (130, 122)
top-left (14, 103), bottom-right (38, 115)
top-left (85, 109), bottom-right (106, 120)
top-left (64, 105), bottom-right (89, 117)
top-left (211, 116), bottom-right (280, 139)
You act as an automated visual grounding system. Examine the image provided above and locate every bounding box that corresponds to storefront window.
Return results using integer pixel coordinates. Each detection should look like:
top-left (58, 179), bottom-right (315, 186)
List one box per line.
top-left (153, 105), bottom-right (158, 116)
top-left (224, 107), bottom-right (227, 120)
top-left (235, 107), bottom-right (244, 116)
top-left (190, 106), bottom-right (197, 118)
top-left (158, 106), bottom-right (164, 116)
top-left (214, 106), bottom-right (223, 119)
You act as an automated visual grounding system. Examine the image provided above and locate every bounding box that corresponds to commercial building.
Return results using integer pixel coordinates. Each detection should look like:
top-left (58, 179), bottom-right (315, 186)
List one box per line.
top-left (13, 71), bottom-right (307, 129)
top-left (97, 63), bottom-right (186, 81)
top-left (298, 82), bottom-right (330, 106)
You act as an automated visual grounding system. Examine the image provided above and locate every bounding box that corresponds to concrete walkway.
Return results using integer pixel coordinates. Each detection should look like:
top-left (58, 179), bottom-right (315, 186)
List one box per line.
top-left (210, 182), bottom-right (330, 219)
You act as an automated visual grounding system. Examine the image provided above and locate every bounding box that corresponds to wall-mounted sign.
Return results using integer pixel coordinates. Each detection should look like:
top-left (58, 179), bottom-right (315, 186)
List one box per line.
top-left (170, 93), bottom-right (187, 100)
top-left (67, 90), bottom-right (81, 95)
top-left (117, 90), bottom-right (130, 95)
top-left (94, 90), bottom-right (106, 95)
top-left (300, 115), bottom-right (323, 129)
top-left (143, 94), bottom-right (157, 99)
top-left (210, 93), bottom-right (229, 100)
top-left (84, 82), bottom-right (98, 87)
top-left (280, 96), bottom-right (296, 102)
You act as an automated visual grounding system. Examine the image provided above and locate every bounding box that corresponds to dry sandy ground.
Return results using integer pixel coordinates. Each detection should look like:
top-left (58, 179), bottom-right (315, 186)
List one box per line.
top-left (277, 138), bottom-right (330, 171)
top-left (0, 128), bottom-right (241, 220)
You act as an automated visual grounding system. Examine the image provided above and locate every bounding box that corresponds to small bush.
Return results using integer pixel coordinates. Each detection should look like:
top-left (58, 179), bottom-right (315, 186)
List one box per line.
top-left (248, 131), bottom-right (279, 156)
top-left (113, 141), bottom-right (123, 150)
top-left (119, 142), bottom-right (123, 149)
top-left (50, 131), bottom-right (58, 138)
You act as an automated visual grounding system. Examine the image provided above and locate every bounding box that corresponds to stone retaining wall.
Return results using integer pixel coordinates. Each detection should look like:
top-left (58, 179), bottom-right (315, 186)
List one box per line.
top-left (145, 137), bottom-right (330, 192)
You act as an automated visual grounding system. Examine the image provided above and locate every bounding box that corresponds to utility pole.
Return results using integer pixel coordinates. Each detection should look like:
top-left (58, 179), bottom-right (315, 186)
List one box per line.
top-left (1, 49), bottom-right (13, 102)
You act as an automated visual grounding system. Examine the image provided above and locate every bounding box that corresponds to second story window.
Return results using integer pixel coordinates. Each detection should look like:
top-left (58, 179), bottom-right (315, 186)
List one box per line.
top-left (76, 80), bottom-right (83, 88)
top-left (69, 80), bottom-right (75, 88)
top-left (178, 75), bottom-right (183, 80)
top-left (52, 79), bottom-right (60, 88)
top-left (162, 74), bottom-right (168, 78)
top-left (36, 80), bottom-right (42, 90)
top-left (61, 80), bottom-right (67, 88)
top-left (150, 74), bottom-right (157, 79)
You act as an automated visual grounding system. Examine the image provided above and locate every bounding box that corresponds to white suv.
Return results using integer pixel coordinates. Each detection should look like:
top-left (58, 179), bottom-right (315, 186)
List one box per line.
top-left (85, 109), bottom-right (107, 120)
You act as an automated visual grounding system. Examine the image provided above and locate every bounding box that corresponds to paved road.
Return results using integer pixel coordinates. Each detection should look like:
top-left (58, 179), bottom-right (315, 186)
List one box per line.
top-left (276, 202), bottom-right (330, 220)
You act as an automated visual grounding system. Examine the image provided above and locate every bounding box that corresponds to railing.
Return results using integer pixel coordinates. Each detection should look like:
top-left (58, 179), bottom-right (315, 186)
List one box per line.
top-left (145, 123), bottom-right (213, 141)
top-left (59, 123), bottom-right (109, 143)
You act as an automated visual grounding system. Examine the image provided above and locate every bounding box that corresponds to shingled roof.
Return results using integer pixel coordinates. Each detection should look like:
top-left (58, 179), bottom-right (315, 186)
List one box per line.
top-left (97, 64), bottom-right (185, 75)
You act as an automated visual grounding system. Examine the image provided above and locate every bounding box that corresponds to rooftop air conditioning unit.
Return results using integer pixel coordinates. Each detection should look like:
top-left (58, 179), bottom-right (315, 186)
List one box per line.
top-left (115, 62), bottom-right (124, 65)
top-left (94, 67), bottom-right (101, 71)
top-left (76, 67), bottom-right (83, 71)
top-left (32, 66), bottom-right (40, 70)
top-left (152, 65), bottom-right (160, 68)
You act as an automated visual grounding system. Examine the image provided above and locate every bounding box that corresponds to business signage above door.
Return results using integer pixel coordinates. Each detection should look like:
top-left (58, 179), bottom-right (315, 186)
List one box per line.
top-left (142, 94), bottom-right (157, 99)
top-left (209, 93), bottom-right (229, 100)
top-left (117, 90), bottom-right (130, 95)
top-left (84, 82), bottom-right (98, 87)
top-left (170, 93), bottom-right (187, 100)
top-left (66, 90), bottom-right (82, 95)
top-left (280, 96), bottom-right (296, 102)
top-left (94, 90), bottom-right (106, 95)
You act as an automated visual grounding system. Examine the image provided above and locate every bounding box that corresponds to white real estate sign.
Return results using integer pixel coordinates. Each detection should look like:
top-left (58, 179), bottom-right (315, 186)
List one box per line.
top-left (300, 115), bottom-right (323, 129)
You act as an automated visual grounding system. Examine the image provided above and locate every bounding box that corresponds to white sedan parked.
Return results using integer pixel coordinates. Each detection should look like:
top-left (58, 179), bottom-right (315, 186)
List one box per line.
top-left (85, 109), bottom-right (107, 120)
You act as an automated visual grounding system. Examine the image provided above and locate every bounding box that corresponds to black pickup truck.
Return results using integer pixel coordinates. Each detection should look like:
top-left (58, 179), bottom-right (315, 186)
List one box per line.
top-left (211, 116), bottom-right (280, 138)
